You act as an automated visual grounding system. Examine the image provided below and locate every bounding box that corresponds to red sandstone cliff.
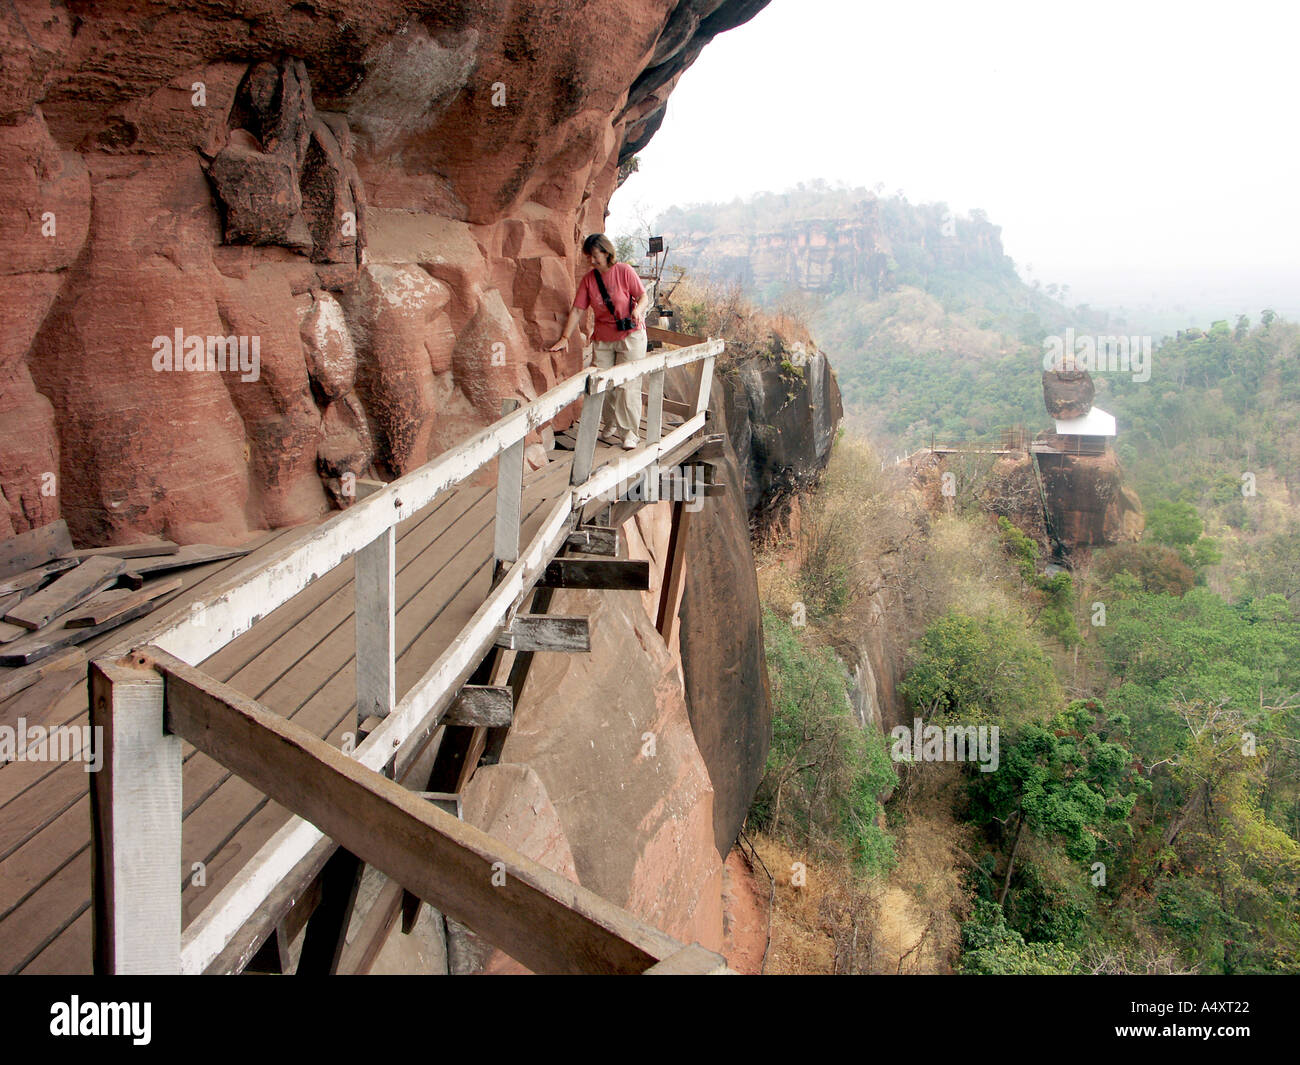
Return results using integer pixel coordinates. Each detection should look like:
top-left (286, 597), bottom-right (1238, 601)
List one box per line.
top-left (1, 0), bottom-right (768, 544)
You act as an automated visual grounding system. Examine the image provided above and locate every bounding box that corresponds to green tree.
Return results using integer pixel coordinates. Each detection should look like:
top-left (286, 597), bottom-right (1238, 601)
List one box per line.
top-left (960, 900), bottom-right (1083, 974)
top-left (900, 609), bottom-right (1063, 724)
top-left (966, 700), bottom-right (1144, 909)
top-left (1145, 499), bottom-right (1202, 546)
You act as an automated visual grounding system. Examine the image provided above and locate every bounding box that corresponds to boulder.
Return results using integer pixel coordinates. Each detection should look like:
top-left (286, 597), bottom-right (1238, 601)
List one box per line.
top-left (1042, 368), bottom-right (1095, 420)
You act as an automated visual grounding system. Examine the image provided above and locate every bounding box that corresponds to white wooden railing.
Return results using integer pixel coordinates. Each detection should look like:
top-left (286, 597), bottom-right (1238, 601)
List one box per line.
top-left (90, 337), bottom-right (723, 974)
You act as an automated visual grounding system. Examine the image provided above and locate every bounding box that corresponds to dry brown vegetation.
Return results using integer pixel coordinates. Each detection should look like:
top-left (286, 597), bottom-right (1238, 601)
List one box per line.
top-left (750, 763), bottom-right (974, 975)
top-left (671, 276), bottom-right (815, 361)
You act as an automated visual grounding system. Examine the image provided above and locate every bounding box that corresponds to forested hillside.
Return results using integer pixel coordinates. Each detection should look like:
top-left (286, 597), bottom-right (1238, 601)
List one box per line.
top-left (659, 202), bottom-right (1300, 975)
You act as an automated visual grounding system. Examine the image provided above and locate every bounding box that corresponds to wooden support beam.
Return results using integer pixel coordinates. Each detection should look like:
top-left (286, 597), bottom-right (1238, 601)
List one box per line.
top-left (694, 354), bottom-right (716, 417)
top-left (206, 837), bottom-right (334, 974)
top-left (89, 656), bottom-right (182, 974)
top-left (339, 877), bottom-right (404, 974)
top-left (565, 526), bottom-right (619, 555)
top-left (400, 792), bottom-right (463, 933)
top-left (493, 398), bottom-right (524, 579)
top-left (494, 614), bottom-right (590, 652)
top-left (645, 325), bottom-right (709, 348)
top-left (482, 586), bottom-right (554, 769)
top-left (646, 368), bottom-right (666, 503)
top-left (443, 685), bottom-right (513, 727)
top-left (539, 558), bottom-right (650, 591)
top-left (4, 555), bottom-right (127, 630)
top-left (656, 501), bottom-right (692, 648)
top-left (646, 370), bottom-right (665, 447)
top-left (354, 527), bottom-right (396, 732)
top-left (661, 396), bottom-right (692, 420)
top-left (153, 647), bottom-right (685, 974)
top-left (643, 943), bottom-right (731, 974)
top-left (335, 726), bottom-right (452, 975)
top-left (294, 847), bottom-right (364, 975)
top-left (696, 433), bottom-right (727, 459)
top-left (424, 648), bottom-right (499, 802)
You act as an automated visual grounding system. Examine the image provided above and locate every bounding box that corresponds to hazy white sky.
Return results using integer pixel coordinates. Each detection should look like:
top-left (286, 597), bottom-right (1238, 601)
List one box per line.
top-left (609, 0), bottom-right (1300, 316)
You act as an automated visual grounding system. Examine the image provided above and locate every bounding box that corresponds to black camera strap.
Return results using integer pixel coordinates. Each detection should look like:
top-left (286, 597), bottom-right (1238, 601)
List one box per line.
top-left (591, 267), bottom-right (635, 321)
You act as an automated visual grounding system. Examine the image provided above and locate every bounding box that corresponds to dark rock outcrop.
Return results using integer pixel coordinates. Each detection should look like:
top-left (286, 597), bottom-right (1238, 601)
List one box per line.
top-left (715, 348), bottom-right (844, 521)
top-left (678, 423), bottom-right (771, 854)
top-left (665, 346), bottom-right (841, 852)
top-left (1037, 450), bottom-right (1144, 546)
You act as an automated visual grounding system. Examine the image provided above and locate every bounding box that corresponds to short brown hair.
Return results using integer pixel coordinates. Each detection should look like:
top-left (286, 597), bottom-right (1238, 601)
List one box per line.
top-left (582, 233), bottom-right (617, 262)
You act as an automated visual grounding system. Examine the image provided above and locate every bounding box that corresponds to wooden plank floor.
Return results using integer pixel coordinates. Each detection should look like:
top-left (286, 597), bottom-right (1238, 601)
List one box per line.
top-left (0, 445), bottom-right (601, 974)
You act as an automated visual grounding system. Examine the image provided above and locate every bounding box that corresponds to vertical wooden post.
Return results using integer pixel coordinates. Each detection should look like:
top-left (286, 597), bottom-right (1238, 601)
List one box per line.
top-left (355, 526), bottom-right (395, 731)
top-left (89, 656), bottom-right (182, 974)
top-left (494, 398), bottom-right (524, 583)
top-left (694, 352), bottom-right (715, 417)
top-left (645, 369), bottom-right (665, 503)
top-left (570, 388), bottom-right (607, 487)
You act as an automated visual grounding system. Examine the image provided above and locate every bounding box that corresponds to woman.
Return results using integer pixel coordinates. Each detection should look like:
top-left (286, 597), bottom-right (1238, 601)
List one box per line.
top-left (549, 233), bottom-right (649, 450)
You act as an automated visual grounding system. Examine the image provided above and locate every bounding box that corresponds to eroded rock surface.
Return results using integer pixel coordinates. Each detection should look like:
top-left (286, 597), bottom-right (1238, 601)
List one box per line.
top-left (0, 0), bottom-right (769, 542)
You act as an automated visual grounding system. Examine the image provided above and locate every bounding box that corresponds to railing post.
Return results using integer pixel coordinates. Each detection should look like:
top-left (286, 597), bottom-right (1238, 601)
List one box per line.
top-left (645, 369), bottom-right (665, 503)
top-left (89, 656), bottom-right (182, 974)
top-left (570, 384), bottom-right (607, 487)
top-left (355, 527), bottom-right (395, 731)
top-left (694, 348), bottom-right (715, 417)
top-left (494, 398), bottom-right (524, 582)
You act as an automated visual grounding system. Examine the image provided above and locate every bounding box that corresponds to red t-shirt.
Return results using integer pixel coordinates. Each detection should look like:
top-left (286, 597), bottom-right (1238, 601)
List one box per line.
top-left (573, 263), bottom-right (645, 342)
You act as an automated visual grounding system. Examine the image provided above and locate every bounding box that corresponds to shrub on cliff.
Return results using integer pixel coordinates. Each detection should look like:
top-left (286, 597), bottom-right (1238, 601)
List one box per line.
top-left (672, 276), bottom-right (816, 362)
top-left (796, 436), bottom-right (890, 620)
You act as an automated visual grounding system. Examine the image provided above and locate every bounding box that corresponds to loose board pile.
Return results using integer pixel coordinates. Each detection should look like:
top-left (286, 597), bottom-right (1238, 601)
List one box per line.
top-left (0, 519), bottom-right (250, 700)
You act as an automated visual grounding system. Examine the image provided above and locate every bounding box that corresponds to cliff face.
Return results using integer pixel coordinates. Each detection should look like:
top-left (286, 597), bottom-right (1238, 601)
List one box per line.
top-left (0, 0), bottom-right (768, 543)
top-left (1037, 450), bottom-right (1144, 546)
top-left (660, 190), bottom-right (1016, 298)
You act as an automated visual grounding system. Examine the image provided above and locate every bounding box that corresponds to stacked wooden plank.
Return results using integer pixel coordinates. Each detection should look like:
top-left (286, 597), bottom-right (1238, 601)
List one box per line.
top-left (0, 520), bottom-right (250, 700)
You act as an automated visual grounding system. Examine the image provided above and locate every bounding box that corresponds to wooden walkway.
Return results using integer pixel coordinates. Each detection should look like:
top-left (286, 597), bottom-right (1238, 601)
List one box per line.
top-left (0, 434), bottom-right (654, 974)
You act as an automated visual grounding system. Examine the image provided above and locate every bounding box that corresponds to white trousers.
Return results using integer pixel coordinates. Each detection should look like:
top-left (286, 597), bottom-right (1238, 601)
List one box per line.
top-left (591, 328), bottom-right (648, 435)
